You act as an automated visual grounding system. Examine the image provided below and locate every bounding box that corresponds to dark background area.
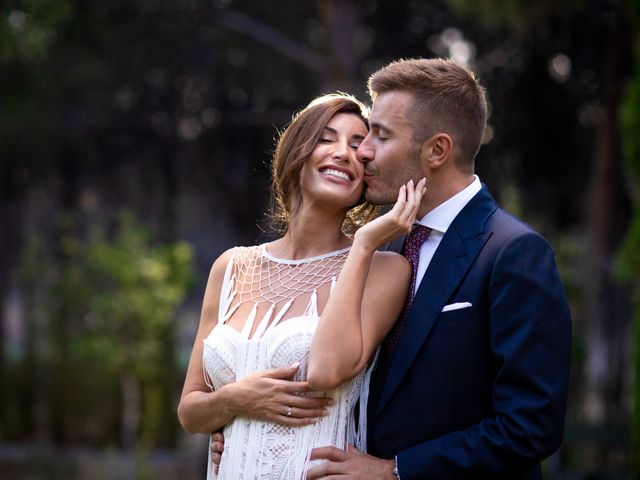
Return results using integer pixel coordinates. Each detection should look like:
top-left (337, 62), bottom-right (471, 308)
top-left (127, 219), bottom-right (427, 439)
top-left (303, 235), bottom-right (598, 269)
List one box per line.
top-left (1, 0), bottom-right (639, 478)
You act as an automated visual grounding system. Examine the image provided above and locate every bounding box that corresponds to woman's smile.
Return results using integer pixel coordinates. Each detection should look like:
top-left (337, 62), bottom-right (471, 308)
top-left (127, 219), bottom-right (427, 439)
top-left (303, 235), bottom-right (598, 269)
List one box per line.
top-left (319, 166), bottom-right (355, 183)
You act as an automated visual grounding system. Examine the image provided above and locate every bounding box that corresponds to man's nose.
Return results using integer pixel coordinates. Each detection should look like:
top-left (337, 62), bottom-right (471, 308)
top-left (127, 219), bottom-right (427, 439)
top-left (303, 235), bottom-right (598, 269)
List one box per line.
top-left (357, 135), bottom-right (374, 164)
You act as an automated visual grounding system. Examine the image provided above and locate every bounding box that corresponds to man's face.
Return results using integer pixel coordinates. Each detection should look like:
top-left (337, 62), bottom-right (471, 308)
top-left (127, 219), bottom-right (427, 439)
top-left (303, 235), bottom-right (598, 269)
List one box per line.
top-left (357, 90), bottom-right (424, 205)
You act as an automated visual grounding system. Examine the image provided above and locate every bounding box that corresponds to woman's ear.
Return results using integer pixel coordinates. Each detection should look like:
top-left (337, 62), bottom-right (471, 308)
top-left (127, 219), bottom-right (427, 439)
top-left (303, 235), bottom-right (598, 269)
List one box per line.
top-left (421, 133), bottom-right (453, 169)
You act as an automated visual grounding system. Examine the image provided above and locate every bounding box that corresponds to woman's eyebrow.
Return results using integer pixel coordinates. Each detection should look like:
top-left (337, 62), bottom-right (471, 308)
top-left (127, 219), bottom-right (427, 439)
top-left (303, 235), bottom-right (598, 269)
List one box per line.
top-left (324, 126), bottom-right (365, 140)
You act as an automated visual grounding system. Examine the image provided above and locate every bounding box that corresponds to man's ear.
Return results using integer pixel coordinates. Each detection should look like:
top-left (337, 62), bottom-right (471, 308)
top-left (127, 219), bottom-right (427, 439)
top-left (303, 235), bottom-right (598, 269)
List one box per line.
top-left (421, 133), bottom-right (453, 168)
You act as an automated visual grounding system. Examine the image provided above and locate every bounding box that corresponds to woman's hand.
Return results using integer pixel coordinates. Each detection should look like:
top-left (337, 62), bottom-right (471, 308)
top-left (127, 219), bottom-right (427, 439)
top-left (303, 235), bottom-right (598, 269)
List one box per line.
top-left (225, 363), bottom-right (334, 427)
top-left (354, 178), bottom-right (426, 252)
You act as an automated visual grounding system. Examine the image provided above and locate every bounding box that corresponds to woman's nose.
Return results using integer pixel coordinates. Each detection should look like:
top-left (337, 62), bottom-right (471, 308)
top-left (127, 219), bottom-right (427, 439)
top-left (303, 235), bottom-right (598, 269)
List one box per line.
top-left (333, 140), bottom-right (352, 162)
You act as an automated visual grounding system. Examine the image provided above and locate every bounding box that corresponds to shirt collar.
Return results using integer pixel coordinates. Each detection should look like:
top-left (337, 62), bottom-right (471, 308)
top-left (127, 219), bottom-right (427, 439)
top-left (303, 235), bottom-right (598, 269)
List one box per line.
top-left (416, 175), bottom-right (482, 234)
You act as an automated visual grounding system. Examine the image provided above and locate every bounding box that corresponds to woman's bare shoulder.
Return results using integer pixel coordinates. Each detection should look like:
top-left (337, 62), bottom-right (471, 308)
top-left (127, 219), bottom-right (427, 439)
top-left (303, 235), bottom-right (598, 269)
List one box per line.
top-left (370, 250), bottom-right (411, 273)
top-left (367, 251), bottom-right (411, 291)
top-left (207, 247), bottom-right (237, 280)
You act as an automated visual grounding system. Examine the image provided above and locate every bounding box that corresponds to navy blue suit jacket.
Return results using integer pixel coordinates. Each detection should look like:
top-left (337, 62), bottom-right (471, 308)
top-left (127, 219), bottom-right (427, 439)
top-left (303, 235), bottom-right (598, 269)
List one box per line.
top-left (367, 186), bottom-right (571, 479)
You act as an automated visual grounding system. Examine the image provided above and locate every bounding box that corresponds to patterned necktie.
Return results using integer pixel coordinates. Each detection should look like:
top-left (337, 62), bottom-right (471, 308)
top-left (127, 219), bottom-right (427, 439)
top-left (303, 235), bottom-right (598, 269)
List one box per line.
top-left (380, 224), bottom-right (432, 361)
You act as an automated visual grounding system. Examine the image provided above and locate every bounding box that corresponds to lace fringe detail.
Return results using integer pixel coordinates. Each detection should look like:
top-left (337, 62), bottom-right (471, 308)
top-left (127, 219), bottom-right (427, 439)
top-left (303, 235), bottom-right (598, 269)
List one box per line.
top-left (348, 347), bottom-right (379, 452)
top-left (220, 245), bottom-right (348, 338)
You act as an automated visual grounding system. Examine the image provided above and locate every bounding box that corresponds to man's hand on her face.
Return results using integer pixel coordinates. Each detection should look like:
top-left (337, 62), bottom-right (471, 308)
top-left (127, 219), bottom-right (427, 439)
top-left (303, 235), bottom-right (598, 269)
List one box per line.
top-left (306, 445), bottom-right (397, 479)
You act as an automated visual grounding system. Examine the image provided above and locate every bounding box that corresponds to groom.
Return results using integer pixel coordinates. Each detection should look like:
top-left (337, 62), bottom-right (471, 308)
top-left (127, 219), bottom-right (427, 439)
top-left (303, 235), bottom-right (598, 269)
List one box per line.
top-left (307, 59), bottom-right (572, 478)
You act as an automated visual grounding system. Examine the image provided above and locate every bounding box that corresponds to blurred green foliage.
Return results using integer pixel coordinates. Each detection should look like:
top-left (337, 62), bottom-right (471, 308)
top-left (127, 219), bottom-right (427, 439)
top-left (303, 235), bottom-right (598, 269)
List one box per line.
top-left (616, 1), bottom-right (640, 477)
top-left (10, 212), bottom-right (195, 452)
top-left (0, 0), bottom-right (73, 64)
top-left (72, 212), bottom-right (194, 449)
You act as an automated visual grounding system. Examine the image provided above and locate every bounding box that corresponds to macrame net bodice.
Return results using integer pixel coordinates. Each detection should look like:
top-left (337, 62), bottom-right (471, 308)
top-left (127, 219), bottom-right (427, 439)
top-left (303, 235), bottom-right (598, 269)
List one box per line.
top-left (202, 244), bottom-right (372, 479)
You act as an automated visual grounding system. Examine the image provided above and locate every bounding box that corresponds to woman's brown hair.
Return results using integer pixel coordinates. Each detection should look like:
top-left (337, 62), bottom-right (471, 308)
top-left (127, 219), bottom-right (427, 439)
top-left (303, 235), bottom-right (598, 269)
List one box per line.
top-left (269, 93), bottom-right (379, 235)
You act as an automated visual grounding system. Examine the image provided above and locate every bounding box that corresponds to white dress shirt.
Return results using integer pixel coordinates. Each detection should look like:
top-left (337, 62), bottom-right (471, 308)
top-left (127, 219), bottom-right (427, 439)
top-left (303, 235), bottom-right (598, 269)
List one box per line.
top-left (412, 175), bottom-right (482, 294)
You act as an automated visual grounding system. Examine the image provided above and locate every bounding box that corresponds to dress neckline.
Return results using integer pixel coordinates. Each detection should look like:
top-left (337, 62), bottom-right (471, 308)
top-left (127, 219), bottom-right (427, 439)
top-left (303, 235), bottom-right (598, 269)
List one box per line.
top-left (261, 243), bottom-right (351, 265)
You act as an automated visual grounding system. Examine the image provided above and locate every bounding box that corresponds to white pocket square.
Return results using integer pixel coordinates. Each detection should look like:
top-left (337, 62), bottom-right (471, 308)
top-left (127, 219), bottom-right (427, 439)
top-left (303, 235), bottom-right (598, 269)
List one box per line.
top-left (441, 302), bottom-right (472, 312)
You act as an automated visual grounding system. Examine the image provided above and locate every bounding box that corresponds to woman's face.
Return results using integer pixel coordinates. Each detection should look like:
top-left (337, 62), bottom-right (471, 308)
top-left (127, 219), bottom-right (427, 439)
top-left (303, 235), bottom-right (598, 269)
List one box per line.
top-left (299, 112), bottom-right (368, 211)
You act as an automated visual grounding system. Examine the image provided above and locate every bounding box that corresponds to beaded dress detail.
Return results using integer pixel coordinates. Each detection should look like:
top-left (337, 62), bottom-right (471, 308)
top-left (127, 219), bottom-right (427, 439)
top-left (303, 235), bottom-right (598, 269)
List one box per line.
top-left (202, 244), bottom-right (369, 479)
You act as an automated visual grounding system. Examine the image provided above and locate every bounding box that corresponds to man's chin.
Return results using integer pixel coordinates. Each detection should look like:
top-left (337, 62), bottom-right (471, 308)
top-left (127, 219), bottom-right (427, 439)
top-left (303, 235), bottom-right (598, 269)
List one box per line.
top-left (364, 190), bottom-right (394, 207)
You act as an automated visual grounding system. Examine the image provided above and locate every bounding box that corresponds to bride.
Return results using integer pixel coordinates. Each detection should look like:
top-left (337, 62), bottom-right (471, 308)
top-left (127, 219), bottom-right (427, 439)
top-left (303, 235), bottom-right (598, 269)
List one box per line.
top-left (178, 93), bottom-right (425, 479)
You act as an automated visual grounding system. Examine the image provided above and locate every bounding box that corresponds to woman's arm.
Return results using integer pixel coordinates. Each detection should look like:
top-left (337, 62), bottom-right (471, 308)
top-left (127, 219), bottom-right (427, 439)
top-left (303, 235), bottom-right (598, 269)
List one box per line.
top-left (307, 179), bottom-right (425, 391)
top-left (178, 249), bottom-right (333, 434)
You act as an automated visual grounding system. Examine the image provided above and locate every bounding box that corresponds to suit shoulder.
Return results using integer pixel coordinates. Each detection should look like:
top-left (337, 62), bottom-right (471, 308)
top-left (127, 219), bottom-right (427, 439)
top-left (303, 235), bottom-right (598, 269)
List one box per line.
top-left (486, 213), bottom-right (559, 264)
top-left (488, 209), bottom-right (543, 239)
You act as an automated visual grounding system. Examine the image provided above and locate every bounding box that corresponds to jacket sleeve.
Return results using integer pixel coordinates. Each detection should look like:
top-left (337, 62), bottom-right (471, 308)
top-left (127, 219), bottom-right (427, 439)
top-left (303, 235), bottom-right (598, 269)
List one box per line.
top-left (396, 232), bottom-right (572, 479)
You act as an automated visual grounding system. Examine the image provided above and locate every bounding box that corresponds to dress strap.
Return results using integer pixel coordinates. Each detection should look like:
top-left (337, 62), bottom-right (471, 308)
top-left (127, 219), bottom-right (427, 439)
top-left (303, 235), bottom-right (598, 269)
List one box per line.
top-left (218, 253), bottom-right (236, 325)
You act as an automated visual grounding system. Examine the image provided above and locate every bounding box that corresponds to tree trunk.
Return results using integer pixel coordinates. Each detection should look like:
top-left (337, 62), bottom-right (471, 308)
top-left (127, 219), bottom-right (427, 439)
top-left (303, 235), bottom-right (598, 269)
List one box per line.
top-left (583, 9), bottom-right (631, 424)
top-left (317, 0), bottom-right (363, 93)
top-left (121, 372), bottom-right (140, 451)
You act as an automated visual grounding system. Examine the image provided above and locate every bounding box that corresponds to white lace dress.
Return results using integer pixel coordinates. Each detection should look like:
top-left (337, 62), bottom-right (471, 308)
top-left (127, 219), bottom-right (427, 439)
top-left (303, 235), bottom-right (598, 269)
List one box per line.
top-left (202, 244), bottom-right (373, 479)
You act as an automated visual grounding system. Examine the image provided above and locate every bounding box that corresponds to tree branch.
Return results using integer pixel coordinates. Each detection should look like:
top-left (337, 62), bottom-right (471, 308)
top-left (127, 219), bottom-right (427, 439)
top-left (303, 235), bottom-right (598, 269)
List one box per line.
top-left (215, 10), bottom-right (328, 74)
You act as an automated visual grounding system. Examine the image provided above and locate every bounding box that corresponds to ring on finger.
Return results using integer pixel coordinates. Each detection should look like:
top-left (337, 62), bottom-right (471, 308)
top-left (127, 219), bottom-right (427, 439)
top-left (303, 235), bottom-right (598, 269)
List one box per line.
top-left (286, 406), bottom-right (292, 417)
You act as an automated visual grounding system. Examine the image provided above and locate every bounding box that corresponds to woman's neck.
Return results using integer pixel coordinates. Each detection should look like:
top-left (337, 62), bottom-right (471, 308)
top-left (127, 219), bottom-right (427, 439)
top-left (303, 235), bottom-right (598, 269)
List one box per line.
top-left (271, 204), bottom-right (352, 260)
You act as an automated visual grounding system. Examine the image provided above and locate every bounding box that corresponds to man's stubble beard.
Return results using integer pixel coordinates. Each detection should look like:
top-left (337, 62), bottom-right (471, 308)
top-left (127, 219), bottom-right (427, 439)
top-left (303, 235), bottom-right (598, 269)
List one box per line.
top-left (364, 147), bottom-right (423, 206)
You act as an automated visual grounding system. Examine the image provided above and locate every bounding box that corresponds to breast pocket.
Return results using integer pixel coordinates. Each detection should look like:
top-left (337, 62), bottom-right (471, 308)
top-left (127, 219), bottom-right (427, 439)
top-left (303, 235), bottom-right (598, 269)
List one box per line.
top-left (436, 304), bottom-right (475, 329)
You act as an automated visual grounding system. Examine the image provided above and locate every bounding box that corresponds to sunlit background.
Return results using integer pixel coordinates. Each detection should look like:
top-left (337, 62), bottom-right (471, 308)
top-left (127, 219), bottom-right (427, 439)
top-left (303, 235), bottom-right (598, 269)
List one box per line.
top-left (1, 0), bottom-right (639, 478)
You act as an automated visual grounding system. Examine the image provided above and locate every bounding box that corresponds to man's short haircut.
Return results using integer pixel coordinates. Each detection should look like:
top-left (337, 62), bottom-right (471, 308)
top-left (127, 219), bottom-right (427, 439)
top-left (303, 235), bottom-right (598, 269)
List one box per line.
top-left (368, 58), bottom-right (488, 172)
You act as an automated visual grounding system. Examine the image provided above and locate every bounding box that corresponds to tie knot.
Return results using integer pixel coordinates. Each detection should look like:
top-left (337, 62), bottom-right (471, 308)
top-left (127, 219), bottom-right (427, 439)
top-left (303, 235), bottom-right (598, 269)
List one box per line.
top-left (404, 224), bottom-right (431, 260)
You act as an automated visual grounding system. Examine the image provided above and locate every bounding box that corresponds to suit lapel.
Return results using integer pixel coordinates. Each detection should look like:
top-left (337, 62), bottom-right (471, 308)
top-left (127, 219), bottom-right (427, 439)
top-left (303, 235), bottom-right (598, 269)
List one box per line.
top-left (372, 186), bottom-right (498, 420)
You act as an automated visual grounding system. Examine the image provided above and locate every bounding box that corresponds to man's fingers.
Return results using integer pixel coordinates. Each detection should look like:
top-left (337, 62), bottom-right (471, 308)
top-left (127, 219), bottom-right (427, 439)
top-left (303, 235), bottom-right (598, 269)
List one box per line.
top-left (211, 431), bottom-right (224, 443)
top-left (306, 462), bottom-right (342, 480)
top-left (306, 447), bottom-right (351, 480)
top-left (344, 443), bottom-right (364, 455)
top-left (211, 440), bottom-right (224, 454)
top-left (309, 446), bottom-right (348, 462)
